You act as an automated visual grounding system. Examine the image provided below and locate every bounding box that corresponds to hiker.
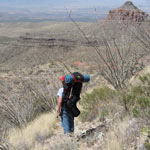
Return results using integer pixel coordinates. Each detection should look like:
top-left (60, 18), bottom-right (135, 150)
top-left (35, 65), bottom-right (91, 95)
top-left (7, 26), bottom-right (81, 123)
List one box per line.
top-left (57, 75), bottom-right (74, 134)
top-left (57, 72), bottom-right (90, 134)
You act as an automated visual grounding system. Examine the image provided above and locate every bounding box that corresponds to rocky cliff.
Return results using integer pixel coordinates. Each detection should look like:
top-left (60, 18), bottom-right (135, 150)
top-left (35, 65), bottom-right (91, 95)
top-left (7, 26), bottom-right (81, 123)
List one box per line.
top-left (106, 1), bottom-right (148, 22)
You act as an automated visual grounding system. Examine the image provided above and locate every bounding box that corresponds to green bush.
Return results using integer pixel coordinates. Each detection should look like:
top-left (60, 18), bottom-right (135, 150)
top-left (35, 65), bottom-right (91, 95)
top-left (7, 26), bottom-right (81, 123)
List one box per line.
top-left (80, 86), bottom-right (116, 122)
top-left (132, 105), bottom-right (140, 117)
top-left (80, 74), bottom-right (150, 122)
top-left (124, 74), bottom-right (150, 118)
top-left (144, 142), bottom-right (150, 150)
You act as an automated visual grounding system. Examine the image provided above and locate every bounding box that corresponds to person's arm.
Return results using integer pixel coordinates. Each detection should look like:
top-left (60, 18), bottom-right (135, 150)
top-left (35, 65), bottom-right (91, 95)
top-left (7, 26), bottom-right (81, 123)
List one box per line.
top-left (57, 96), bottom-right (62, 117)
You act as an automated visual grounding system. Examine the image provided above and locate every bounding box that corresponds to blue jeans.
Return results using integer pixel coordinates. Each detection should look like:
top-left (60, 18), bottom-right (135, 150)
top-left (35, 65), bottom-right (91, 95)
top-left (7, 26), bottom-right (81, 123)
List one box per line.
top-left (61, 109), bottom-right (74, 134)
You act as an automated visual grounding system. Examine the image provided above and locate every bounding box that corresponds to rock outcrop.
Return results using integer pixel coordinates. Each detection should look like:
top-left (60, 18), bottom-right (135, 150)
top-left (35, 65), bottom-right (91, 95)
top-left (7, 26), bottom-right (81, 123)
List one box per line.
top-left (107, 1), bottom-right (148, 22)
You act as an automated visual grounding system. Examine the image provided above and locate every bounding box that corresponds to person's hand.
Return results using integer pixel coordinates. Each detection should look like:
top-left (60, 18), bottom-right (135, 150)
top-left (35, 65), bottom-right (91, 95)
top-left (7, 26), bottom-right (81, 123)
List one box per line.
top-left (57, 110), bottom-right (61, 117)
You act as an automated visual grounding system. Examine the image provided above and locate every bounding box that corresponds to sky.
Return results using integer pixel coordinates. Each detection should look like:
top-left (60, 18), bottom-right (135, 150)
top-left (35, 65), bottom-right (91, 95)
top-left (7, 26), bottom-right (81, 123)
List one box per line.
top-left (0, 0), bottom-right (150, 10)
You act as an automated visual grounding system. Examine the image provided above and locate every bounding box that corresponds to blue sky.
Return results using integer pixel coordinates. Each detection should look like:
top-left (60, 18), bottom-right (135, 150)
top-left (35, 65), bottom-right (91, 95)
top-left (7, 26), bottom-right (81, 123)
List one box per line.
top-left (0, 0), bottom-right (149, 9)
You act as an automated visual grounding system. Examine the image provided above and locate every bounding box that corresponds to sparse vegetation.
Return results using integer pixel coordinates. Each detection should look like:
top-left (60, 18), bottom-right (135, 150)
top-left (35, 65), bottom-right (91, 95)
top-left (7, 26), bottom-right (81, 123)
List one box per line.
top-left (123, 74), bottom-right (150, 119)
top-left (0, 1), bottom-right (150, 149)
top-left (80, 86), bottom-right (116, 122)
top-left (7, 111), bottom-right (57, 150)
top-left (0, 80), bottom-right (57, 124)
top-left (0, 75), bottom-right (59, 148)
top-left (69, 14), bottom-right (146, 89)
top-left (45, 136), bottom-right (78, 150)
top-left (106, 132), bottom-right (123, 150)
top-left (80, 74), bottom-right (150, 123)
top-left (144, 142), bottom-right (150, 150)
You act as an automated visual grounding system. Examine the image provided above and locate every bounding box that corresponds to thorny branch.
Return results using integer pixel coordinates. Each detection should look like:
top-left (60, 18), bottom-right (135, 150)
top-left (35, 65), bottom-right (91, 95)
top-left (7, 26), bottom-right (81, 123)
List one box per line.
top-left (67, 12), bottom-right (145, 89)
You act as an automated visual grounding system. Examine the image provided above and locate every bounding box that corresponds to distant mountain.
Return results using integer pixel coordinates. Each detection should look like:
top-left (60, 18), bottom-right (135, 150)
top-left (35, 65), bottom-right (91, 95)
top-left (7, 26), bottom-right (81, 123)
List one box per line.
top-left (0, 6), bottom-right (109, 22)
top-left (119, 1), bottom-right (138, 10)
top-left (106, 1), bottom-right (148, 22)
top-left (0, 1), bottom-right (148, 22)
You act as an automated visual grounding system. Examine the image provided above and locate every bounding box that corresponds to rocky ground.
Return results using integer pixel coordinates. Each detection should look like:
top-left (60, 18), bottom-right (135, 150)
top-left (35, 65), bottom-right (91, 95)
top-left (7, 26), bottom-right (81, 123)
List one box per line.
top-left (31, 107), bottom-right (148, 150)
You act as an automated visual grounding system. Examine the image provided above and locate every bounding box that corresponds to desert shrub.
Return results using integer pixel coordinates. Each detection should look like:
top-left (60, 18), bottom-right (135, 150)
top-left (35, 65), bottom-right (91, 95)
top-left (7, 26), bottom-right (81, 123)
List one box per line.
top-left (7, 111), bottom-right (56, 150)
top-left (0, 138), bottom-right (17, 150)
top-left (144, 143), bottom-right (150, 150)
top-left (141, 126), bottom-right (150, 150)
top-left (80, 74), bottom-right (150, 122)
top-left (80, 86), bottom-right (116, 122)
top-left (123, 74), bottom-right (150, 119)
top-left (0, 76), bottom-right (59, 145)
top-left (0, 77), bottom-right (58, 129)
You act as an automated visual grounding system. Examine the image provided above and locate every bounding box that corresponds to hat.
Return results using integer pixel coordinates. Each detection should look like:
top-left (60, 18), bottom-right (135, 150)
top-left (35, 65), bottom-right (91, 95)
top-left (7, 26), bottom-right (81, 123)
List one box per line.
top-left (59, 75), bottom-right (65, 81)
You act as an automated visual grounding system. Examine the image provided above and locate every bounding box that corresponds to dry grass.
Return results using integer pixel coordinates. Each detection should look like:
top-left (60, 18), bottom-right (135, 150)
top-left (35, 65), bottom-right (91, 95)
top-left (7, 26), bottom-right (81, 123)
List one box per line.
top-left (43, 136), bottom-right (78, 150)
top-left (103, 116), bottom-right (142, 150)
top-left (130, 65), bottom-right (150, 86)
top-left (105, 132), bottom-right (123, 150)
top-left (7, 111), bottom-right (57, 150)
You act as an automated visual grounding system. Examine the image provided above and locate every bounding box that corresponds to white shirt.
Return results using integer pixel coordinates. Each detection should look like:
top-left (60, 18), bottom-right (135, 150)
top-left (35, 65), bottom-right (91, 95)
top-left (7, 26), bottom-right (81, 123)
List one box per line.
top-left (57, 88), bottom-right (64, 97)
